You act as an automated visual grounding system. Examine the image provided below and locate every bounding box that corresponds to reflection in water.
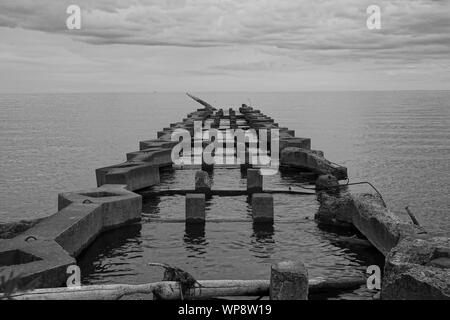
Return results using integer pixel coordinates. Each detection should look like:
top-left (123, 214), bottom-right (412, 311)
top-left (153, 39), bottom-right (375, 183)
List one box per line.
top-left (316, 223), bottom-right (385, 270)
top-left (184, 223), bottom-right (208, 257)
top-left (142, 195), bottom-right (162, 219)
top-left (250, 223), bottom-right (275, 259)
top-left (159, 167), bottom-right (177, 183)
top-left (252, 222), bottom-right (274, 241)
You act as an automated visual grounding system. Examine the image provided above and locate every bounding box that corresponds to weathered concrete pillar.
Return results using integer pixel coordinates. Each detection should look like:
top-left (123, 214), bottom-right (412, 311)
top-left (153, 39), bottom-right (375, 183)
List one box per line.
top-left (270, 260), bottom-right (308, 300)
top-left (252, 193), bottom-right (273, 223)
top-left (185, 193), bottom-right (205, 224)
top-left (195, 170), bottom-right (212, 193)
top-left (247, 169), bottom-right (263, 193)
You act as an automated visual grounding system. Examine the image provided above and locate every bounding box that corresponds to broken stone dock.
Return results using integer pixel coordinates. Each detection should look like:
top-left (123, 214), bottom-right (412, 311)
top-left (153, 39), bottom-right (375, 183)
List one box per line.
top-left (1, 103), bottom-right (449, 300)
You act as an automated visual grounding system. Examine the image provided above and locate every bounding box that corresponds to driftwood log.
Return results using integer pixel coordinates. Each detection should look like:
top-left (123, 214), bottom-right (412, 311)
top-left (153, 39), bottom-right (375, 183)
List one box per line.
top-left (6, 277), bottom-right (366, 300)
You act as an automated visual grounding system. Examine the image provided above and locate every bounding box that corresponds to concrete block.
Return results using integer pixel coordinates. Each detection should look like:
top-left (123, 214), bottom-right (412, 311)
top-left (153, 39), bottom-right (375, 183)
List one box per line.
top-left (95, 161), bottom-right (160, 191)
top-left (252, 193), bottom-right (273, 223)
top-left (279, 129), bottom-right (295, 137)
top-left (315, 174), bottom-right (339, 192)
top-left (247, 169), bottom-right (263, 193)
top-left (315, 191), bottom-right (355, 228)
top-left (311, 149), bottom-right (324, 157)
top-left (19, 203), bottom-right (103, 257)
top-left (157, 129), bottom-right (174, 139)
top-left (186, 194), bottom-right (206, 224)
top-left (18, 185), bottom-right (141, 257)
top-left (58, 184), bottom-right (142, 231)
top-left (157, 132), bottom-right (173, 141)
top-left (270, 260), bottom-right (308, 300)
top-left (383, 236), bottom-right (450, 300)
top-left (127, 148), bottom-right (172, 167)
top-left (139, 139), bottom-right (178, 150)
top-left (279, 137), bottom-right (311, 151)
top-left (351, 193), bottom-right (422, 255)
top-left (0, 238), bottom-right (75, 290)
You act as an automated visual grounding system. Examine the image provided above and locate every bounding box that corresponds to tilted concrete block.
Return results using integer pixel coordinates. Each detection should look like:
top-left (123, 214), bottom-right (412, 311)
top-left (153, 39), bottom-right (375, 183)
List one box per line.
top-left (351, 193), bottom-right (418, 256)
top-left (383, 236), bottom-right (450, 300)
top-left (280, 147), bottom-right (347, 180)
top-left (95, 161), bottom-right (159, 191)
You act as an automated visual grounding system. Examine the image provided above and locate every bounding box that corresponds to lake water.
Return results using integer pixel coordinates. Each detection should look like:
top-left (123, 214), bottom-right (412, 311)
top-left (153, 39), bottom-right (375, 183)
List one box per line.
top-left (1, 91), bottom-right (449, 298)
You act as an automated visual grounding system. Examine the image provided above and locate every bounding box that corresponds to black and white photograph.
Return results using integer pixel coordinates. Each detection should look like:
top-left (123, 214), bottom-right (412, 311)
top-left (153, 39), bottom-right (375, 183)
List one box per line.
top-left (0, 0), bottom-right (449, 309)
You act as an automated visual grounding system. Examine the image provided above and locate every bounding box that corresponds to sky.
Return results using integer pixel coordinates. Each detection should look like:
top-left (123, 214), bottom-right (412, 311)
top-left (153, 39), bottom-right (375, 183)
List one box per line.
top-left (0, 0), bottom-right (449, 93)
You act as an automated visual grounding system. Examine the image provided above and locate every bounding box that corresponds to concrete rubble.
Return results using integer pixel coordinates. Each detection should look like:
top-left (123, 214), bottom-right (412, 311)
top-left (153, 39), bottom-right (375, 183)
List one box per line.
top-left (316, 190), bottom-right (450, 299)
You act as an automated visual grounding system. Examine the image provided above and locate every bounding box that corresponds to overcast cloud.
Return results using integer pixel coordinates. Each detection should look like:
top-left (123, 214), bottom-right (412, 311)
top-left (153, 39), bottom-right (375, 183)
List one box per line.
top-left (0, 0), bottom-right (449, 92)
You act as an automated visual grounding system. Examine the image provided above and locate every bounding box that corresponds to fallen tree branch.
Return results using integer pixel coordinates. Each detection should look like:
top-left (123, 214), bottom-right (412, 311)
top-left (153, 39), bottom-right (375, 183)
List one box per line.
top-left (7, 277), bottom-right (366, 300)
top-left (405, 206), bottom-right (427, 234)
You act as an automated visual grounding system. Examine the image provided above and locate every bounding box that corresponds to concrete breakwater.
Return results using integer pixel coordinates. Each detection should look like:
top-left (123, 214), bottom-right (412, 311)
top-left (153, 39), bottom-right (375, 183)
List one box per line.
top-left (1, 103), bottom-right (448, 300)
